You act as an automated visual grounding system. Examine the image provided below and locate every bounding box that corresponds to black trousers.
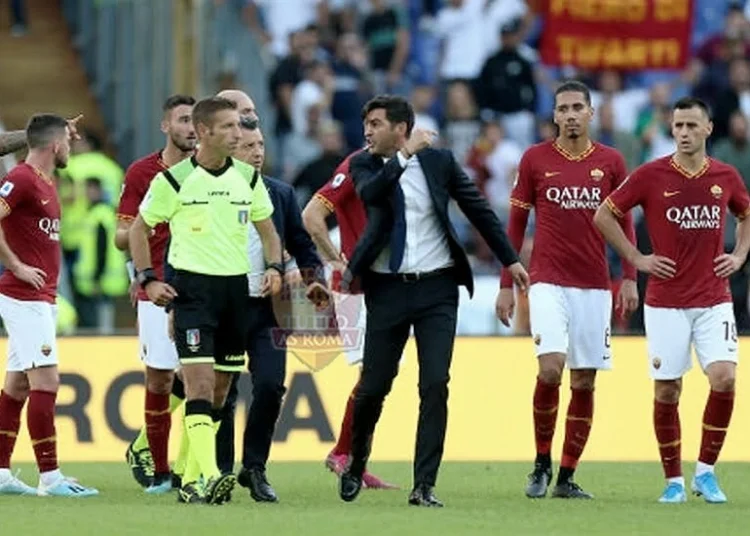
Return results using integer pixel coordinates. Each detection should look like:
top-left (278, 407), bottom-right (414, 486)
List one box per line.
top-left (350, 269), bottom-right (459, 487)
top-left (216, 297), bottom-right (287, 473)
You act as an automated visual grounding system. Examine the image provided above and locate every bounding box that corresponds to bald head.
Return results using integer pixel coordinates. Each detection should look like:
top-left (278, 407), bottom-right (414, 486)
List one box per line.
top-left (216, 89), bottom-right (257, 121)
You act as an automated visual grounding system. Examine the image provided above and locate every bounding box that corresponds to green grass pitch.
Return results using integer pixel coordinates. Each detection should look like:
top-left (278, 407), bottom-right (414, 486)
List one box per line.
top-left (1, 462), bottom-right (747, 535)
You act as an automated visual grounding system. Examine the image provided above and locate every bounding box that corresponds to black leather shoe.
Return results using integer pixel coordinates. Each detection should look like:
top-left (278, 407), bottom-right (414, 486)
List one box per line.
top-left (237, 467), bottom-right (278, 502)
top-left (408, 484), bottom-right (444, 507)
top-left (339, 471), bottom-right (363, 502)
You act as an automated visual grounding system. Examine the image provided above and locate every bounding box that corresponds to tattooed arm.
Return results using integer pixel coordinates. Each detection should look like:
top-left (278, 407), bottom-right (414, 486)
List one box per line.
top-left (0, 130), bottom-right (26, 157)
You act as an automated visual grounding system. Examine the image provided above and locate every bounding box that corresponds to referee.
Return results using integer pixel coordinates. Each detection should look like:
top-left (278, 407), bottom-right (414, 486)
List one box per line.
top-left (129, 97), bottom-right (283, 505)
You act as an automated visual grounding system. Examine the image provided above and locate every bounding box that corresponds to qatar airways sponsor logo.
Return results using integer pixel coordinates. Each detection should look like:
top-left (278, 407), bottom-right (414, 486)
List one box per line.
top-left (38, 217), bottom-right (61, 241)
top-left (545, 186), bottom-right (602, 210)
top-left (666, 205), bottom-right (721, 230)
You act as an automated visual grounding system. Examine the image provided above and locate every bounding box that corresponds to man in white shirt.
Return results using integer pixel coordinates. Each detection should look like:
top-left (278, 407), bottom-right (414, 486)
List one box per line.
top-left (337, 95), bottom-right (529, 507)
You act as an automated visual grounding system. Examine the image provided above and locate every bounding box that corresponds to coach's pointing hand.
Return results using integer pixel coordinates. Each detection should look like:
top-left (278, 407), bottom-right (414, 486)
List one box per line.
top-left (496, 288), bottom-right (515, 327)
top-left (12, 262), bottom-right (47, 290)
top-left (634, 253), bottom-right (676, 279)
top-left (145, 281), bottom-right (178, 307)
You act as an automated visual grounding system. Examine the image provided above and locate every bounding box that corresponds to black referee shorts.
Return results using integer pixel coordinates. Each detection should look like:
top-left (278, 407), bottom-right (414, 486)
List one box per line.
top-left (170, 270), bottom-right (248, 372)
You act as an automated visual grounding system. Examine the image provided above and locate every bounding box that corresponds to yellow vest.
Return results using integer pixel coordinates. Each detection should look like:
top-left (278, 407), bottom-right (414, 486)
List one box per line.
top-left (56, 295), bottom-right (78, 335)
top-left (73, 203), bottom-right (129, 297)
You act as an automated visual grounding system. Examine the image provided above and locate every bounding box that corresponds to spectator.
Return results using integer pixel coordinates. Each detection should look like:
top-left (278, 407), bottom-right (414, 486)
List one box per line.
top-left (476, 17), bottom-right (537, 147)
top-left (283, 103), bottom-right (326, 181)
top-left (442, 81), bottom-right (482, 167)
top-left (590, 69), bottom-right (650, 135)
top-left (593, 101), bottom-right (642, 172)
top-left (483, 122), bottom-right (523, 223)
top-left (711, 58), bottom-right (750, 141)
top-left (293, 120), bottom-right (346, 208)
top-left (246, 0), bottom-right (329, 59)
top-left (483, 0), bottom-right (531, 59)
top-left (634, 82), bottom-right (675, 164)
top-left (712, 110), bottom-right (750, 185)
top-left (361, 0), bottom-right (411, 94)
top-left (536, 116), bottom-right (556, 143)
top-left (411, 84), bottom-right (439, 133)
top-left (435, 0), bottom-right (486, 89)
top-left (331, 32), bottom-right (372, 151)
top-left (291, 60), bottom-right (335, 135)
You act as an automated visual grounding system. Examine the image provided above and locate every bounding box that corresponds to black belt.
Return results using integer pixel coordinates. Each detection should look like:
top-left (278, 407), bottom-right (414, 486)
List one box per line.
top-left (370, 266), bottom-right (454, 283)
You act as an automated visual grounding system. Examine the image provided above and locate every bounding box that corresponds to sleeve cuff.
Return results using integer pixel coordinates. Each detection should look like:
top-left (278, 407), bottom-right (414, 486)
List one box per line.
top-left (396, 151), bottom-right (409, 168)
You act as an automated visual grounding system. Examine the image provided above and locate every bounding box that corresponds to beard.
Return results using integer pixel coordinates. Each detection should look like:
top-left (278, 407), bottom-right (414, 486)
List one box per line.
top-left (171, 134), bottom-right (196, 153)
top-left (54, 153), bottom-right (68, 169)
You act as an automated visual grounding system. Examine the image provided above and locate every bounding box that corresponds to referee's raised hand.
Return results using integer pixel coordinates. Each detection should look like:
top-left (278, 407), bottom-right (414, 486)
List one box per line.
top-left (145, 280), bottom-right (178, 308)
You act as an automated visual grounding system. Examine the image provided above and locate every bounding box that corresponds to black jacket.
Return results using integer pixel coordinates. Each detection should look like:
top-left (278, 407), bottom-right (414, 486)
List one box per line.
top-left (344, 148), bottom-right (518, 297)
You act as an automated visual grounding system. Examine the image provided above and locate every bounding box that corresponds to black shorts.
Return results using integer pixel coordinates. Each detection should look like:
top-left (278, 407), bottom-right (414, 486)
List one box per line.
top-left (171, 270), bottom-right (249, 372)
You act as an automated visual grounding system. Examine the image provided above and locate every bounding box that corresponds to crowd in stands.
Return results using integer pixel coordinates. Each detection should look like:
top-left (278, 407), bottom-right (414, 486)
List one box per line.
top-left (5, 0), bottom-right (750, 335)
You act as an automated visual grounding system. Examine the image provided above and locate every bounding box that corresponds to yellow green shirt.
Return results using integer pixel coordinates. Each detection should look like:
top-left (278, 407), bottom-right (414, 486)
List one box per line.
top-left (139, 156), bottom-right (273, 276)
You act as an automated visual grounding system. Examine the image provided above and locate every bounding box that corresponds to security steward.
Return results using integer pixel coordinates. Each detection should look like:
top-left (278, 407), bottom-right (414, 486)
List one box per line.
top-left (129, 97), bottom-right (283, 505)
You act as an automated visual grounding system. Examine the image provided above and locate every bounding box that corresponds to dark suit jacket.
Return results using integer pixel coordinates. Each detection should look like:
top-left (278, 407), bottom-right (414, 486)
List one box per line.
top-left (345, 148), bottom-right (518, 297)
top-left (165, 176), bottom-right (323, 285)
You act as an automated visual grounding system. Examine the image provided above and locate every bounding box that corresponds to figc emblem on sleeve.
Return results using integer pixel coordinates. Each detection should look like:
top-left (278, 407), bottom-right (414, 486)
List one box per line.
top-left (331, 173), bottom-right (346, 188)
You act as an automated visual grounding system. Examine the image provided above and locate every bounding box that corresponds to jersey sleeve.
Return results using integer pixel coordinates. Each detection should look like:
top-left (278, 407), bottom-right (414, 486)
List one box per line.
top-left (509, 151), bottom-right (534, 210)
top-left (605, 167), bottom-right (647, 218)
top-left (0, 174), bottom-right (29, 213)
top-left (139, 173), bottom-right (179, 228)
top-left (315, 166), bottom-right (354, 212)
top-left (117, 164), bottom-right (148, 220)
top-left (728, 168), bottom-right (750, 220)
top-left (250, 178), bottom-right (274, 221)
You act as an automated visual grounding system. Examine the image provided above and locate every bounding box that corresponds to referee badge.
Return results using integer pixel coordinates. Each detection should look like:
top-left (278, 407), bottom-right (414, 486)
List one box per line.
top-left (186, 329), bottom-right (201, 352)
top-left (238, 210), bottom-right (249, 224)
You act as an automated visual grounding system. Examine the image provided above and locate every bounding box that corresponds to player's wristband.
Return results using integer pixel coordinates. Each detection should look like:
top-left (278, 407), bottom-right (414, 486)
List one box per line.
top-left (125, 260), bottom-right (135, 282)
top-left (267, 262), bottom-right (284, 276)
top-left (136, 268), bottom-right (159, 290)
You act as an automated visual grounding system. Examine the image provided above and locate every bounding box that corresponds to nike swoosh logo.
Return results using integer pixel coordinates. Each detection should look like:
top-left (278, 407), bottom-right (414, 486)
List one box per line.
top-left (663, 191), bottom-right (680, 198)
top-left (544, 171), bottom-right (560, 178)
top-left (41, 199), bottom-right (50, 205)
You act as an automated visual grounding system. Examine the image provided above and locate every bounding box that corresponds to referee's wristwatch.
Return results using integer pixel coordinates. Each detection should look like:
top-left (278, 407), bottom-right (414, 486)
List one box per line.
top-left (267, 262), bottom-right (284, 276)
top-left (136, 267), bottom-right (159, 289)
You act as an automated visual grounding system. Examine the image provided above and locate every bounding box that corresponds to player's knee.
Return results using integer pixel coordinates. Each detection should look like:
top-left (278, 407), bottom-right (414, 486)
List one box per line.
top-left (707, 363), bottom-right (736, 392)
top-left (570, 370), bottom-right (596, 390)
top-left (537, 353), bottom-right (565, 384)
top-left (654, 380), bottom-right (681, 403)
top-left (3, 374), bottom-right (30, 401)
top-left (145, 368), bottom-right (173, 395)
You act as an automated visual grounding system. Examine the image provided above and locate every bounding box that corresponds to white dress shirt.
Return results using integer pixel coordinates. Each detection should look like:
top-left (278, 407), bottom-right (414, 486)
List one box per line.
top-left (247, 223), bottom-right (266, 297)
top-left (371, 153), bottom-right (454, 274)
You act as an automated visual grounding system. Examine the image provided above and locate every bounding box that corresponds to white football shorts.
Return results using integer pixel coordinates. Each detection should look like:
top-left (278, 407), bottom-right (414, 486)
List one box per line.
top-left (528, 283), bottom-right (613, 370)
top-left (0, 293), bottom-right (58, 372)
top-left (138, 300), bottom-right (179, 370)
top-left (644, 302), bottom-right (738, 380)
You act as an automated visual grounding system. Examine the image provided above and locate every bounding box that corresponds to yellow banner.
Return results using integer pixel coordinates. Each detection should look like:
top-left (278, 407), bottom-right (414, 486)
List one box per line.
top-left (1, 336), bottom-right (748, 462)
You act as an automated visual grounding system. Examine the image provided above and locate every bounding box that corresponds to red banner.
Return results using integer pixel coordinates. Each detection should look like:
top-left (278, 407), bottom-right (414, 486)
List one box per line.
top-left (540, 0), bottom-right (694, 70)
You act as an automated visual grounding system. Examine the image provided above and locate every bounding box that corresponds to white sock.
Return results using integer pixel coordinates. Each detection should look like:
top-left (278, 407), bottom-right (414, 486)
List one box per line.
top-left (39, 469), bottom-right (63, 487)
top-left (667, 476), bottom-right (685, 487)
top-left (695, 461), bottom-right (714, 477)
top-left (0, 468), bottom-right (11, 480)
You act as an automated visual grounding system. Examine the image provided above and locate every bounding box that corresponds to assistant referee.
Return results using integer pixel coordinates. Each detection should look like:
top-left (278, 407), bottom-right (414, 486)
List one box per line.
top-left (129, 97), bottom-right (283, 505)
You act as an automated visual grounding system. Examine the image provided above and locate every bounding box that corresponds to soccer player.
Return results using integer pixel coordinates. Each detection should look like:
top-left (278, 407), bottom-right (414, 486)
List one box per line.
top-left (130, 97), bottom-right (282, 505)
top-left (594, 96), bottom-right (750, 504)
top-left (0, 114), bottom-right (98, 497)
top-left (497, 80), bottom-right (639, 499)
top-left (115, 94), bottom-right (197, 493)
top-left (302, 152), bottom-right (398, 490)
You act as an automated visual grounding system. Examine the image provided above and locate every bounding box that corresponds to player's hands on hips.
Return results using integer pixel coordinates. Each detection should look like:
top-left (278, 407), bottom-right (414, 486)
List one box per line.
top-left (145, 281), bottom-right (178, 307)
top-left (306, 281), bottom-right (331, 311)
top-left (507, 262), bottom-right (530, 293)
top-left (634, 254), bottom-right (676, 279)
top-left (261, 268), bottom-right (282, 297)
top-left (496, 288), bottom-right (515, 327)
top-left (714, 253), bottom-right (744, 278)
top-left (616, 279), bottom-right (639, 319)
top-left (11, 262), bottom-right (47, 290)
top-left (128, 279), bottom-right (139, 308)
top-left (404, 128), bottom-right (437, 156)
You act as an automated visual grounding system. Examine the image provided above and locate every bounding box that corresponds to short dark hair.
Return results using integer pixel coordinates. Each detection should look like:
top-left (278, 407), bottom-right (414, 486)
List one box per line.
top-left (361, 95), bottom-right (415, 136)
top-left (163, 94), bottom-right (196, 113)
top-left (554, 80), bottom-right (592, 106)
top-left (25, 114), bottom-right (68, 149)
top-left (192, 97), bottom-right (237, 129)
top-left (673, 96), bottom-right (712, 119)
